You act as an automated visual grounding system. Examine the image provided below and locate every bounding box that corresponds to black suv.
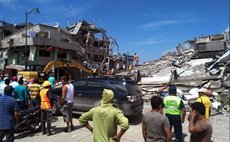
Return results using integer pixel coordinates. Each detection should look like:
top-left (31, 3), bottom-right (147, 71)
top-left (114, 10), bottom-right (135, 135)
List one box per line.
top-left (52, 77), bottom-right (143, 116)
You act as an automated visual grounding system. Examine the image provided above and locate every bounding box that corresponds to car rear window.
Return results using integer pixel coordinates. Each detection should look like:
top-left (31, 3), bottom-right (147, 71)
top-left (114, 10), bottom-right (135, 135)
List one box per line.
top-left (109, 81), bottom-right (128, 94)
top-left (72, 80), bottom-right (87, 90)
top-left (87, 81), bottom-right (103, 91)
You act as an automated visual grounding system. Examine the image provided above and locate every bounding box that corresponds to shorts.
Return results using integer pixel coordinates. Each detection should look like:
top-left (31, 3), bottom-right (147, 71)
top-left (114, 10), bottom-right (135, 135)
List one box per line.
top-left (62, 102), bottom-right (73, 122)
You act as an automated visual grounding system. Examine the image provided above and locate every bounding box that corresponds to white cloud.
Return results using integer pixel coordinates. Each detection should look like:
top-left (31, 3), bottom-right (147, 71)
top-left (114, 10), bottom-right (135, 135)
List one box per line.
top-left (137, 19), bottom-right (194, 30)
top-left (0, 0), bottom-right (11, 3)
top-left (0, 0), bottom-right (15, 9)
top-left (41, 1), bottom-right (97, 21)
top-left (33, 0), bottom-right (51, 2)
top-left (130, 38), bottom-right (175, 46)
top-left (131, 39), bottom-right (160, 45)
top-left (137, 20), bottom-right (179, 29)
top-left (47, 4), bottom-right (85, 17)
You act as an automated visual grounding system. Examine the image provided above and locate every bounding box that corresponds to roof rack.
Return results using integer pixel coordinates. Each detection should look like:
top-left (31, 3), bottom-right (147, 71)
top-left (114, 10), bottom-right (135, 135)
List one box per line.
top-left (87, 75), bottom-right (132, 81)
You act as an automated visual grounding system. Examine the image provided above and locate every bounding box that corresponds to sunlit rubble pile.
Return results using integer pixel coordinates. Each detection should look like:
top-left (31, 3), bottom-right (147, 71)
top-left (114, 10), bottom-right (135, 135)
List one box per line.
top-left (138, 44), bottom-right (230, 114)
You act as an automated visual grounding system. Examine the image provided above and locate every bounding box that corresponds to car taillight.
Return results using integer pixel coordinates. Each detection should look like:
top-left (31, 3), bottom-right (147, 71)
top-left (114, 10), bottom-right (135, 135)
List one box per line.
top-left (127, 96), bottom-right (137, 102)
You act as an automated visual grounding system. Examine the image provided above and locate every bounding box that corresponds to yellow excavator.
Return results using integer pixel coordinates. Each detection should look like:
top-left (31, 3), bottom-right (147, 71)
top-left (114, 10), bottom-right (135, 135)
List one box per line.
top-left (17, 61), bottom-right (94, 82)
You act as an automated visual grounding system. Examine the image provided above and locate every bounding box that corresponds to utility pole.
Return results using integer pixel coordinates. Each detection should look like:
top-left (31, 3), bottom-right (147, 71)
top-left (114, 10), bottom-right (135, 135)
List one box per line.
top-left (24, 8), bottom-right (40, 71)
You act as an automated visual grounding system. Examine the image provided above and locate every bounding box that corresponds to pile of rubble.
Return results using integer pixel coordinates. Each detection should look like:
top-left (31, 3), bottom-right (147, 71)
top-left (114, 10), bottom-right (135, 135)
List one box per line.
top-left (138, 45), bottom-right (230, 112)
top-left (140, 46), bottom-right (229, 83)
top-left (118, 34), bottom-right (229, 114)
top-left (115, 31), bottom-right (230, 114)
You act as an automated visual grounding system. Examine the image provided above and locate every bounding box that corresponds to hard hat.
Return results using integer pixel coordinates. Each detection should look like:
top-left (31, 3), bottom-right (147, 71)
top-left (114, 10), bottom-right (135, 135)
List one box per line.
top-left (42, 81), bottom-right (51, 87)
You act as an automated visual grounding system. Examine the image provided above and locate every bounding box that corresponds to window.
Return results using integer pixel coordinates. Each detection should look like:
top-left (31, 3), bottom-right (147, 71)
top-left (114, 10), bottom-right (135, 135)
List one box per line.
top-left (87, 81), bottom-right (103, 91)
top-left (73, 81), bottom-right (87, 91)
top-left (57, 52), bottom-right (67, 58)
top-left (110, 81), bottom-right (128, 94)
top-left (39, 50), bottom-right (50, 57)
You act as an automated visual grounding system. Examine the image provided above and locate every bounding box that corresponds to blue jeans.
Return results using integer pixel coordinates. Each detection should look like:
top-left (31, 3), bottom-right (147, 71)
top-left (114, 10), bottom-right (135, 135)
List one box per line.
top-left (0, 129), bottom-right (14, 142)
top-left (166, 114), bottom-right (183, 142)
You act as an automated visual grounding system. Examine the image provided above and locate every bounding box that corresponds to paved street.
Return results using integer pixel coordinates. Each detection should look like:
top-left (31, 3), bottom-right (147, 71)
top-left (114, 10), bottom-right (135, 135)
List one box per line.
top-left (11, 101), bottom-right (230, 142)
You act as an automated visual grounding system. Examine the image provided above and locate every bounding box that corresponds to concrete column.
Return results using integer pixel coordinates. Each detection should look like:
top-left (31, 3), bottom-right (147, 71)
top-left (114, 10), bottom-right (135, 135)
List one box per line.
top-left (66, 53), bottom-right (72, 62)
top-left (54, 49), bottom-right (57, 60)
top-left (51, 48), bottom-right (57, 60)
top-left (19, 51), bottom-right (25, 65)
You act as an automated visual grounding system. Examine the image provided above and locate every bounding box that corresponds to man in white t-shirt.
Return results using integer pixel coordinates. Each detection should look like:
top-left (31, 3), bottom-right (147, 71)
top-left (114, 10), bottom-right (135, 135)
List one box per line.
top-left (59, 76), bottom-right (74, 133)
top-left (0, 78), bottom-right (10, 96)
top-left (9, 76), bottom-right (19, 88)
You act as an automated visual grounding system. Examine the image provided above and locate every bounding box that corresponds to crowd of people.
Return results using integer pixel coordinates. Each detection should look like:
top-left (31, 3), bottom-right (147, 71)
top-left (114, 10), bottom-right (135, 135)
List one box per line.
top-left (0, 74), bottom-right (213, 142)
top-left (79, 84), bottom-right (213, 142)
top-left (0, 75), bottom-right (75, 141)
top-left (79, 85), bottom-right (213, 142)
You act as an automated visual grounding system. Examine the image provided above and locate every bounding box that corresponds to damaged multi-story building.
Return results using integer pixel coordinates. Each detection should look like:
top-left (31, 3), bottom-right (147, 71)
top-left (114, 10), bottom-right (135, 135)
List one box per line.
top-left (140, 30), bottom-right (230, 87)
top-left (189, 33), bottom-right (229, 59)
top-left (0, 20), bottom-right (117, 79)
top-left (139, 31), bottom-right (229, 112)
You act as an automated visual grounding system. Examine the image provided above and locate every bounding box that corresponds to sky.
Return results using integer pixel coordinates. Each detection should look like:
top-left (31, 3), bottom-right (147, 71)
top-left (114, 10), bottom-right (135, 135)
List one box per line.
top-left (0, 0), bottom-right (229, 63)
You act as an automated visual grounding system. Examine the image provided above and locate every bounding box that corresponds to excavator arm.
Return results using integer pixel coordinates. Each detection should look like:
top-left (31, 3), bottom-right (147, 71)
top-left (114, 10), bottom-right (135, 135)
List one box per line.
top-left (42, 61), bottom-right (93, 75)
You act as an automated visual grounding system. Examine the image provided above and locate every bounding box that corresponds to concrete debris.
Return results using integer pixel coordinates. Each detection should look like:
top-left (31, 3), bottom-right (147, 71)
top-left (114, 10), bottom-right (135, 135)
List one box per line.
top-left (127, 32), bottom-right (230, 114)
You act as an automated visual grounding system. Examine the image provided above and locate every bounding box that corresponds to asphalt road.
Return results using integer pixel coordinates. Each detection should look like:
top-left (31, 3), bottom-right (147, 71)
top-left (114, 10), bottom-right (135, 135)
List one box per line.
top-left (10, 101), bottom-right (230, 142)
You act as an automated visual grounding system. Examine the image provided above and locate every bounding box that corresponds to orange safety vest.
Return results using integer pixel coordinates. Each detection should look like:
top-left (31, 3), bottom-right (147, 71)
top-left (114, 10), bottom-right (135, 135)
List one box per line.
top-left (40, 89), bottom-right (51, 110)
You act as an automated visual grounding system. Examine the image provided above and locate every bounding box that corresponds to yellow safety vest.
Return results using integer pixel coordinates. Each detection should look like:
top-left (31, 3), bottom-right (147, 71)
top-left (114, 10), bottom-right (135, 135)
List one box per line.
top-left (164, 96), bottom-right (181, 115)
top-left (196, 96), bottom-right (212, 119)
top-left (40, 89), bottom-right (51, 110)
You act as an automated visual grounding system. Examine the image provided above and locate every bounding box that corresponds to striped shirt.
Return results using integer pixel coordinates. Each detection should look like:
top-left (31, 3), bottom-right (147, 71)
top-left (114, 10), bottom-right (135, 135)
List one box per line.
top-left (28, 83), bottom-right (41, 99)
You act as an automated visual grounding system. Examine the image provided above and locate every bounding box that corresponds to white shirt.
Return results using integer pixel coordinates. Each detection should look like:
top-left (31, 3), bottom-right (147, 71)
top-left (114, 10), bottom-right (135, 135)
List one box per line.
top-left (10, 81), bottom-right (19, 88)
top-left (0, 84), bottom-right (7, 95)
top-left (64, 83), bottom-right (74, 103)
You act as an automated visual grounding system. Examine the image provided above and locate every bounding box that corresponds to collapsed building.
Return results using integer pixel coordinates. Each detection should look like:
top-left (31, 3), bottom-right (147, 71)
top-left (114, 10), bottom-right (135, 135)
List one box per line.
top-left (0, 20), bottom-right (119, 79)
top-left (135, 31), bottom-right (230, 112)
top-left (140, 31), bottom-right (230, 86)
